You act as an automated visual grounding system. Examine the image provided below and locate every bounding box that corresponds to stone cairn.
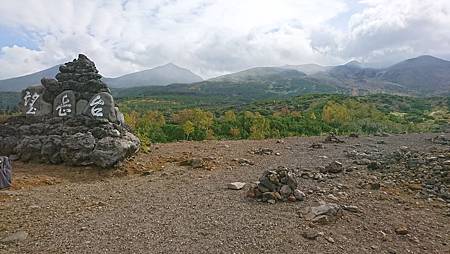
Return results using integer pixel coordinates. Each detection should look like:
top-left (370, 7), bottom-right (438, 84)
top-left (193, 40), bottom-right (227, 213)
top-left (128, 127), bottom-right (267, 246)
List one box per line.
top-left (247, 167), bottom-right (305, 204)
top-left (0, 54), bottom-right (140, 168)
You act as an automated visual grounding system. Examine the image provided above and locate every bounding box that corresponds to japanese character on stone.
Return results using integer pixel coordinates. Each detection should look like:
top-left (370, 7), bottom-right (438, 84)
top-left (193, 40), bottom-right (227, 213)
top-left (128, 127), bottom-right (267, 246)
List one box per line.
top-left (24, 91), bottom-right (40, 115)
top-left (55, 94), bottom-right (73, 116)
top-left (90, 95), bottom-right (105, 117)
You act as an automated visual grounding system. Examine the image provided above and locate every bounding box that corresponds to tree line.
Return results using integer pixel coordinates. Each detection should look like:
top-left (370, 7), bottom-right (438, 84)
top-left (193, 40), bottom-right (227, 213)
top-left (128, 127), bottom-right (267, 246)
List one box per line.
top-left (122, 95), bottom-right (450, 148)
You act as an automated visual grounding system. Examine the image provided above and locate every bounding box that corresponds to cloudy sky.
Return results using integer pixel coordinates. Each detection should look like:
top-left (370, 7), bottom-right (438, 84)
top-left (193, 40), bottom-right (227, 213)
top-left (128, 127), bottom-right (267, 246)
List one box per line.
top-left (0, 0), bottom-right (449, 79)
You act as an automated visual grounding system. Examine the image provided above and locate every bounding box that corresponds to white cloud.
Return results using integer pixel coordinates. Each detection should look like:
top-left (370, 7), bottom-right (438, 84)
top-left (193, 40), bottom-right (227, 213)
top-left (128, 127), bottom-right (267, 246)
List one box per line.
top-left (342, 0), bottom-right (450, 65)
top-left (0, 0), bottom-right (448, 79)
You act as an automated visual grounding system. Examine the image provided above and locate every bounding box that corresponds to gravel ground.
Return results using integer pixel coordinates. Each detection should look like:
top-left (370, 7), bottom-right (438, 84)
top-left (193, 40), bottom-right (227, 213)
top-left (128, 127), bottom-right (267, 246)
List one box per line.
top-left (0, 133), bottom-right (449, 254)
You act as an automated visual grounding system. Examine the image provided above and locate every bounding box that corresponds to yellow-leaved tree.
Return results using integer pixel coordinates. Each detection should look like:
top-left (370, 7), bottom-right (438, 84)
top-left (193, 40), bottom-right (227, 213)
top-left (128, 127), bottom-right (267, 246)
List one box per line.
top-left (322, 101), bottom-right (350, 125)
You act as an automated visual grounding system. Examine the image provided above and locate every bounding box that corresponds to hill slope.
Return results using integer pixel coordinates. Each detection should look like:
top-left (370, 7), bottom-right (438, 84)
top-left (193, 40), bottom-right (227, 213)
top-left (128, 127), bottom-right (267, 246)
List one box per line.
top-left (105, 63), bottom-right (203, 88)
top-left (114, 67), bottom-right (346, 101)
top-left (281, 64), bottom-right (331, 75)
top-left (377, 55), bottom-right (450, 93)
top-left (310, 56), bottom-right (450, 95)
top-left (0, 65), bottom-right (60, 92)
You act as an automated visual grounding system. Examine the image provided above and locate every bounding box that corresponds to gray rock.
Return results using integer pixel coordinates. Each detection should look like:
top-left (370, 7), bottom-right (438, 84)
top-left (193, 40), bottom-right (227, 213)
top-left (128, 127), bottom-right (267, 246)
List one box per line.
top-left (280, 185), bottom-right (293, 198)
top-left (85, 92), bottom-right (117, 122)
top-left (342, 205), bottom-right (361, 213)
top-left (227, 182), bottom-right (246, 190)
top-left (1, 231), bottom-right (28, 243)
top-left (394, 226), bottom-right (409, 235)
top-left (326, 161), bottom-right (343, 173)
top-left (60, 132), bottom-right (96, 165)
top-left (367, 161), bottom-right (381, 170)
top-left (293, 189), bottom-right (306, 201)
top-left (92, 134), bottom-right (140, 167)
top-left (16, 136), bottom-right (42, 162)
top-left (262, 192), bottom-right (279, 202)
top-left (41, 135), bottom-right (62, 164)
top-left (305, 203), bottom-right (342, 222)
top-left (0, 136), bottom-right (17, 156)
top-left (115, 107), bottom-right (125, 125)
top-left (286, 173), bottom-right (298, 189)
top-left (259, 175), bottom-right (280, 192)
top-left (21, 86), bottom-right (52, 116)
top-left (76, 100), bottom-right (88, 115)
top-left (0, 157), bottom-right (12, 189)
top-left (302, 230), bottom-right (319, 240)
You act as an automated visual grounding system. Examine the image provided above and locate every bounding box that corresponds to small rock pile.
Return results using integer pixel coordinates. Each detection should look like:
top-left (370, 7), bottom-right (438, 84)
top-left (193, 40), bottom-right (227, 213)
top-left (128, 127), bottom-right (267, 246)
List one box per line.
top-left (247, 167), bottom-right (305, 204)
top-left (42, 54), bottom-right (109, 104)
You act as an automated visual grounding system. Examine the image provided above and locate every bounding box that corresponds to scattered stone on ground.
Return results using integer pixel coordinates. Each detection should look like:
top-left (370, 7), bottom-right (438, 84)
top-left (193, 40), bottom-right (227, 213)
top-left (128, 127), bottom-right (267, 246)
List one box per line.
top-left (324, 133), bottom-right (345, 143)
top-left (227, 182), bottom-right (246, 190)
top-left (1, 231), bottom-right (28, 243)
top-left (394, 226), bottom-right (409, 235)
top-left (310, 143), bottom-right (324, 149)
top-left (302, 229), bottom-right (320, 240)
top-left (304, 203), bottom-right (343, 224)
top-left (324, 161), bottom-right (344, 173)
top-left (250, 148), bottom-right (273, 155)
top-left (1, 133), bottom-right (449, 253)
top-left (235, 158), bottom-right (254, 166)
top-left (345, 143), bottom-right (450, 203)
top-left (180, 157), bottom-right (217, 170)
top-left (431, 135), bottom-right (450, 145)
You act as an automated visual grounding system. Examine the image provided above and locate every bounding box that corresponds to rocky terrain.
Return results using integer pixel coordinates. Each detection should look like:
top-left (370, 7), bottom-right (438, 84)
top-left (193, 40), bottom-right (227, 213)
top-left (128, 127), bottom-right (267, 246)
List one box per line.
top-left (0, 133), bottom-right (449, 253)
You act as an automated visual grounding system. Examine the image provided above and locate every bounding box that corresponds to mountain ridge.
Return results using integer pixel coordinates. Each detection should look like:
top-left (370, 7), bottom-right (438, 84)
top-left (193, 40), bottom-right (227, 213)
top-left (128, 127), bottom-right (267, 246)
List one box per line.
top-left (104, 63), bottom-right (203, 88)
top-left (0, 63), bottom-right (203, 91)
top-left (1, 55), bottom-right (449, 96)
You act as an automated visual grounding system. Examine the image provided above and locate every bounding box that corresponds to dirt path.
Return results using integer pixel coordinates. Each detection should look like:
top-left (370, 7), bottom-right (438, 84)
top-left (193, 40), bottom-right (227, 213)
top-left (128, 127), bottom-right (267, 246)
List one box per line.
top-left (0, 133), bottom-right (449, 253)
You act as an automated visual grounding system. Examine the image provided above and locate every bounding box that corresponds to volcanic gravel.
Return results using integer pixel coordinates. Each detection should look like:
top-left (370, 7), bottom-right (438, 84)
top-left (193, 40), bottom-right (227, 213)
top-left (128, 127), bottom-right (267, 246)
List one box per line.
top-left (0, 133), bottom-right (449, 254)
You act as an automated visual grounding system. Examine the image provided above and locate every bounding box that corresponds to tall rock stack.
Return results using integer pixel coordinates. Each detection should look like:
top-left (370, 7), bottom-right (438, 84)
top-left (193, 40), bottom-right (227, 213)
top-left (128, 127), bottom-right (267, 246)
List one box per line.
top-left (0, 54), bottom-right (139, 168)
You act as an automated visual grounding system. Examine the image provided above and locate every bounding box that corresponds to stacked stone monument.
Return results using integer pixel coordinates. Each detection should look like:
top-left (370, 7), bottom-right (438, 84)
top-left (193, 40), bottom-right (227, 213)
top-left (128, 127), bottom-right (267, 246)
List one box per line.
top-left (0, 54), bottom-right (140, 167)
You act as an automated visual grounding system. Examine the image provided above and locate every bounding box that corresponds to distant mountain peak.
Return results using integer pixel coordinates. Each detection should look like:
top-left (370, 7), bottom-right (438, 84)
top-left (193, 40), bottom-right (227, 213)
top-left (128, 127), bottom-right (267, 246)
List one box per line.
top-left (344, 60), bottom-right (363, 68)
top-left (160, 62), bottom-right (178, 68)
top-left (415, 55), bottom-right (440, 60)
top-left (105, 63), bottom-right (203, 88)
top-left (404, 55), bottom-right (447, 64)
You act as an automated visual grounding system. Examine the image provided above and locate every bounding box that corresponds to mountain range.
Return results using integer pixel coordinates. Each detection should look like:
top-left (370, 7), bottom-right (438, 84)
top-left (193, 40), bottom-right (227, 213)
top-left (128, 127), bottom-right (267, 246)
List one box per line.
top-left (1, 55), bottom-right (450, 97)
top-left (0, 63), bottom-right (203, 92)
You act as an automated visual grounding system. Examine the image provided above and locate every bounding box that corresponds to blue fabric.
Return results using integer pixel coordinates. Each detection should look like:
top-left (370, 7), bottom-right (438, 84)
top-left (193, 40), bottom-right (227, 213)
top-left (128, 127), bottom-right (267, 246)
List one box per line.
top-left (0, 156), bottom-right (12, 189)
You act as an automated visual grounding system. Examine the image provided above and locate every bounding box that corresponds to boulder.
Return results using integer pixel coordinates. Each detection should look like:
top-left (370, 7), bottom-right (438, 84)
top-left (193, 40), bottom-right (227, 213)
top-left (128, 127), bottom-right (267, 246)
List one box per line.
top-left (21, 86), bottom-right (52, 116)
top-left (76, 100), bottom-right (88, 115)
top-left (84, 92), bottom-right (117, 122)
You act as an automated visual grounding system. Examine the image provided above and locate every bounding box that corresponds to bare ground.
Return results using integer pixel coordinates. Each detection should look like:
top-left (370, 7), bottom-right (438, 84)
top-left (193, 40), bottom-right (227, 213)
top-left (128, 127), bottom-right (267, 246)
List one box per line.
top-left (0, 133), bottom-right (449, 254)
